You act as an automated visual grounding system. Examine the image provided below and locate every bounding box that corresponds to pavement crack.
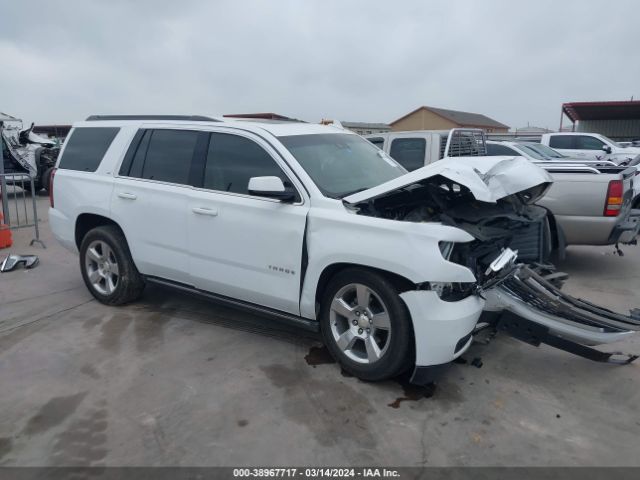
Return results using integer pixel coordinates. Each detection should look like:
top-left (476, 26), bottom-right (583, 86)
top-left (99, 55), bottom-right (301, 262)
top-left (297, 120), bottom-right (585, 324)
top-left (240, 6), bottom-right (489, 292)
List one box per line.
top-left (0, 286), bottom-right (84, 306)
top-left (0, 299), bottom-right (95, 335)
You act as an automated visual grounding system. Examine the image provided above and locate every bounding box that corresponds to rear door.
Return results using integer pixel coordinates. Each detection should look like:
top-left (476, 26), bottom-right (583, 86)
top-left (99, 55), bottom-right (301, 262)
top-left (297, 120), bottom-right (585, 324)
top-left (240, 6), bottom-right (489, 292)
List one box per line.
top-left (111, 127), bottom-right (202, 284)
top-left (188, 130), bottom-right (308, 314)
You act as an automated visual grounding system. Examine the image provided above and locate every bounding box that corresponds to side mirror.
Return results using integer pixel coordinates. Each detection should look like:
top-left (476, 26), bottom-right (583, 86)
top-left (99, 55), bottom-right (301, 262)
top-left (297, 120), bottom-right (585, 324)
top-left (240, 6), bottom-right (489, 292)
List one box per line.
top-left (248, 176), bottom-right (296, 202)
top-left (602, 145), bottom-right (612, 154)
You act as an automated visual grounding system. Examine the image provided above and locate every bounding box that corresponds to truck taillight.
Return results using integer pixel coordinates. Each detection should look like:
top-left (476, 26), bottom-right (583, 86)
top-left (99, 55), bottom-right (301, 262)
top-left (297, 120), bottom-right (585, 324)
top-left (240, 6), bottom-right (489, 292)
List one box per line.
top-left (604, 179), bottom-right (623, 217)
top-left (49, 168), bottom-right (57, 208)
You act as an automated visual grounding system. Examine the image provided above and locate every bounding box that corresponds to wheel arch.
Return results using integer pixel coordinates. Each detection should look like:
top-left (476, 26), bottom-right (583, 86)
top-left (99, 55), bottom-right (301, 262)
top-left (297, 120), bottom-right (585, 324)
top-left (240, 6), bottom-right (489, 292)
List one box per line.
top-left (313, 262), bottom-right (416, 317)
top-left (75, 213), bottom-right (126, 250)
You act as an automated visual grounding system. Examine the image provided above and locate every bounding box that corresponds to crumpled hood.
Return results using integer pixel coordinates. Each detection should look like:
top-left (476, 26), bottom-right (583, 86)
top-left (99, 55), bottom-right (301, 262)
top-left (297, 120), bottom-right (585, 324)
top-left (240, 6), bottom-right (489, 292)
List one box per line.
top-left (343, 156), bottom-right (553, 205)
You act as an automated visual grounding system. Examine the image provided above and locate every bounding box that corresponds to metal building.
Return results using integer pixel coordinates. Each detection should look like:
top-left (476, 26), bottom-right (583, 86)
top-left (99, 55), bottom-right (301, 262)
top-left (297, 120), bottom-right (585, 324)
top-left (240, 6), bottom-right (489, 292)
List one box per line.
top-left (560, 101), bottom-right (640, 141)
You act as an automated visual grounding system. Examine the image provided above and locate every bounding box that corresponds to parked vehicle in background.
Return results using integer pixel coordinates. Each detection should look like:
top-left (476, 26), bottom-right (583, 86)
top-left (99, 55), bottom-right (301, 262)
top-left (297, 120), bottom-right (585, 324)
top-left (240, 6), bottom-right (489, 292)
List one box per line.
top-left (50, 116), bottom-right (640, 384)
top-left (540, 132), bottom-right (640, 166)
top-left (1, 120), bottom-right (59, 193)
top-left (485, 140), bottom-right (639, 248)
top-left (488, 140), bottom-right (614, 165)
top-left (367, 131), bottom-right (639, 254)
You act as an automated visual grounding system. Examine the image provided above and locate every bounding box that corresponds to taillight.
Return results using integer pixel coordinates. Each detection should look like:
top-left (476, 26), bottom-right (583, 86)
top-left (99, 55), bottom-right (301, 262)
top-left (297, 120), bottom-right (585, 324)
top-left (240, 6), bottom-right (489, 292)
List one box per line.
top-left (49, 168), bottom-right (57, 208)
top-left (604, 179), bottom-right (623, 216)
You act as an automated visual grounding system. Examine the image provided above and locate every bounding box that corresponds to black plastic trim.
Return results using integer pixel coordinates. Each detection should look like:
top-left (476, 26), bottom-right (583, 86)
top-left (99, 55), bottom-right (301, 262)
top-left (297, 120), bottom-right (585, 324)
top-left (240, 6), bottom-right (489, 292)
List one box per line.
top-left (497, 311), bottom-right (638, 365)
top-left (145, 276), bottom-right (320, 333)
top-left (86, 115), bottom-right (219, 122)
top-left (189, 131), bottom-right (210, 188)
top-left (454, 332), bottom-right (473, 354)
top-left (118, 129), bottom-right (145, 176)
top-left (410, 363), bottom-right (451, 385)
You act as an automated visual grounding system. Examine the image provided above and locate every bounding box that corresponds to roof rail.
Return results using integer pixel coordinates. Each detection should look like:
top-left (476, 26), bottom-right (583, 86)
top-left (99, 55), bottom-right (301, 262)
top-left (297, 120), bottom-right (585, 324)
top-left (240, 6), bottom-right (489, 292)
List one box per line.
top-left (85, 115), bottom-right (219, 122)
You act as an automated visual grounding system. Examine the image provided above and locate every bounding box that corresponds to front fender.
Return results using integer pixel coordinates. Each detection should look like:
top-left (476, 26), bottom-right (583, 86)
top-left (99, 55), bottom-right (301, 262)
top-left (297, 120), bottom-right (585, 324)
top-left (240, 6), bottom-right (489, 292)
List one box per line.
top-left (299, 210), bottom-right (478, 319)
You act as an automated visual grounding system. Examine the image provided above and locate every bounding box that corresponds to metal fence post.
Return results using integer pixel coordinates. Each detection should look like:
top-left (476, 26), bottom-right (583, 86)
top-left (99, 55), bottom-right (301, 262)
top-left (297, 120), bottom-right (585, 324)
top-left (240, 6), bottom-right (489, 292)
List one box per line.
top-left (29, 176), bottom-right (45, 248)
top-left (0, 124), bottom-right (10, 223)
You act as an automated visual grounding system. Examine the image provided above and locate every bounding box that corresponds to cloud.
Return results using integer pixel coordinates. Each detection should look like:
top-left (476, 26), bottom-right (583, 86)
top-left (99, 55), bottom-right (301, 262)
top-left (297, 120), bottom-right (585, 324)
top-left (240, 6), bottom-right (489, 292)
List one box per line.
top-left (1, 0), bottom-right (638, 129)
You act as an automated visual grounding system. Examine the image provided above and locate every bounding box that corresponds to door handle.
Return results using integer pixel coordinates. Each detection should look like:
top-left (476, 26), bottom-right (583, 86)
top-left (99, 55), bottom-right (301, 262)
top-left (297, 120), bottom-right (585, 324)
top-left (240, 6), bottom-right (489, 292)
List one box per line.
top-left (118, 192), bottom-right (137, 200)
top-left (192, 207), bottom-right (218, 217)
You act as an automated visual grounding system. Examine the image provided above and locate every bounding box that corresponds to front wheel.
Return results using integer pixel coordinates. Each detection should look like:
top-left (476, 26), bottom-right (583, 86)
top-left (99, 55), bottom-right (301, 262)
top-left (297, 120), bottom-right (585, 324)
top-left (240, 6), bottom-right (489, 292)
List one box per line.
top-left (319, 268), bottom-right (413, 381)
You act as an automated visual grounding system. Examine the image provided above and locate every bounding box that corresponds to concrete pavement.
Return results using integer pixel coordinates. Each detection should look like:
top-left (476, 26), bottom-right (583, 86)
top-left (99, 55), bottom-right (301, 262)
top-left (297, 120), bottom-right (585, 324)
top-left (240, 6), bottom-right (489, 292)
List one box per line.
top-left (1, 194), bottom-right (639, 466)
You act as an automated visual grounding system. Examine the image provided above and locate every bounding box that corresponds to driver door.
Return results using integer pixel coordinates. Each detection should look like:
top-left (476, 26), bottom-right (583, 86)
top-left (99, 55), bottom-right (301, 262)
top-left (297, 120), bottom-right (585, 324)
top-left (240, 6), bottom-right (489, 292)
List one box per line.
top-left (188, 131), bottom-right (308, 315)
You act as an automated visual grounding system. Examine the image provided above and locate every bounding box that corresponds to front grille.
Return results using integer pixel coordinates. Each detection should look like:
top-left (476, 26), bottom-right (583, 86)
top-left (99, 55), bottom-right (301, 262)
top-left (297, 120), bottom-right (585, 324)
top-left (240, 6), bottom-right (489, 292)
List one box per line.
top-left (508, 221), bottom-right (543, 263)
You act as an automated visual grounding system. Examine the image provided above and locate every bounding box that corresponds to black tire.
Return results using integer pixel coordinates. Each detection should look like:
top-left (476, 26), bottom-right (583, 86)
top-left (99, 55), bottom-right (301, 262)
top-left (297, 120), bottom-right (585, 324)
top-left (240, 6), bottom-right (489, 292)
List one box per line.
top-left (79, 225), bottom-right (145, 305)
top-left (319, 268), bottom-right (413, 381)
top-left (41, 167), bottom-right (54, 193)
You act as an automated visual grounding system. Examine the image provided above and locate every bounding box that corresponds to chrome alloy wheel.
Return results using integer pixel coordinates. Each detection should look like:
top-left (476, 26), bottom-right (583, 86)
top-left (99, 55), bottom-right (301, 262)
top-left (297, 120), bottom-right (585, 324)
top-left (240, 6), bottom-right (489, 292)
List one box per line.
top-left (329, 283), bottom-right (391, 364)
top-left (85, 240), bottom-right (119, 295)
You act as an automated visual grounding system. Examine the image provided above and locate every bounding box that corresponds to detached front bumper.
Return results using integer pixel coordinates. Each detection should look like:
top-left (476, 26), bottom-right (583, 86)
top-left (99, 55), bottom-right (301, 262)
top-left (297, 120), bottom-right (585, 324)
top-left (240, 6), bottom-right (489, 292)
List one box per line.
top-left (612, 208), bottom-right (640, 244)
top-left (399, 290), bottom-right (484, 383)
top-left (403, 248), bottom-right (640, 384)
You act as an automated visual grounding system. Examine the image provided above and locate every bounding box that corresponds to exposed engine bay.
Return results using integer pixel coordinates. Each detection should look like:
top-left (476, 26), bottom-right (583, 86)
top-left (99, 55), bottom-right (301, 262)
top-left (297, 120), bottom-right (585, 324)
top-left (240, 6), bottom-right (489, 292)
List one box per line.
top-left (347, 174), bottom-right (550, 283)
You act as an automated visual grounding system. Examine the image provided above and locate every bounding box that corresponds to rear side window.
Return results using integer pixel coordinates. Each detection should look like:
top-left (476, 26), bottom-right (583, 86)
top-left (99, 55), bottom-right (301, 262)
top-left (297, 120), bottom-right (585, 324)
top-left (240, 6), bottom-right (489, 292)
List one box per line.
top-left (548, 135), bottom-right (574, 149)
top-left (126, 129), bottom-right (199, 185)
top-left (486, 143), bottom-right (519, 156)
top-left (389, 138), bottom-right (426, 171)
top-left (58, 127), bottom-right (119, 172)
top-left (203, 133), bottom-right (290, 195)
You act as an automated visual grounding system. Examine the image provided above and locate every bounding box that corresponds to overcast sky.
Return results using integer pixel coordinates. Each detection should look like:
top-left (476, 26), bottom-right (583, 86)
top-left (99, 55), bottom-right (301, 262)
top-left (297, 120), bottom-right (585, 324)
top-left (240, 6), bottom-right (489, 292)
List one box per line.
top-left (1, 0), bottom-right (638, 129)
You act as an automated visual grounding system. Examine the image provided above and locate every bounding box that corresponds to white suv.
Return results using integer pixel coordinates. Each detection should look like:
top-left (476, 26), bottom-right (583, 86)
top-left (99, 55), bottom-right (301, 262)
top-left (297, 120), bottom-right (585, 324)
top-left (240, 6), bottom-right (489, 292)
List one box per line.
top-left (49, 116), bottom-right (640, 384)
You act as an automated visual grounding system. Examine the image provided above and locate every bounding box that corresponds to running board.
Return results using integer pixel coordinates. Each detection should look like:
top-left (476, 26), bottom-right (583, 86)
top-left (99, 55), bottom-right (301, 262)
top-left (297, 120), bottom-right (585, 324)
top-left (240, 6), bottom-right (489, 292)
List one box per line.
top-left (497, 311), bottom-right (639, 365)
top-left (145, 276), bottom-right (320, 333)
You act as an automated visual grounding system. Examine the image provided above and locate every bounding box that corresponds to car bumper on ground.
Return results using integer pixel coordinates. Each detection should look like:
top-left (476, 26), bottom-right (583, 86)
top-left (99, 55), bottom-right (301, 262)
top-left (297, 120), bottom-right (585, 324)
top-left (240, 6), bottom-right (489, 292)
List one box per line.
top-left (611, 209), bottom-right (640, 244)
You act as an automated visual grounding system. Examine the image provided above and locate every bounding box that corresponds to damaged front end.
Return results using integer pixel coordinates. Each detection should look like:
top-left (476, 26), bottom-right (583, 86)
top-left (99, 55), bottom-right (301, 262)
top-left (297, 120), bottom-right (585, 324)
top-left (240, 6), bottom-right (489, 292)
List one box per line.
top-left (484, 265), bottom-right (640, 364)
top-left (343, 157), bottom-right (640, 378)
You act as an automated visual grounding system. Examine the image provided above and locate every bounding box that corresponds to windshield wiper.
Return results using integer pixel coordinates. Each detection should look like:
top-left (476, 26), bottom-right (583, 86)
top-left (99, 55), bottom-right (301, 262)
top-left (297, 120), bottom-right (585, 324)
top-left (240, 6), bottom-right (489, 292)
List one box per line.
top-left (339, 187), bottom-right (369, 198)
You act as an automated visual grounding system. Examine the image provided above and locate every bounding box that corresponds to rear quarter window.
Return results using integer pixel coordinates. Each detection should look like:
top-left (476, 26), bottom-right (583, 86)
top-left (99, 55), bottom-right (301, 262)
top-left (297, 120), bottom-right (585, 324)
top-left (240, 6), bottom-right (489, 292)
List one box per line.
top-left (58, 127), bottom-right (120, 172)
top-left (486, 143), bottom-right (519, 156)
top-left (548, 135), bottom-right (574, 149)
top-left (389, 138), bottom-right (426, 171)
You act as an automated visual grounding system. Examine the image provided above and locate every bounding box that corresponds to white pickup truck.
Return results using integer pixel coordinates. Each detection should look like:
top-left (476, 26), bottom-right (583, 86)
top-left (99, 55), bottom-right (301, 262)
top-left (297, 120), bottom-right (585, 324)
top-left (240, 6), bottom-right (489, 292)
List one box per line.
top-left (366, 130), bottom-right (640, 256)
top-left (540, 132), bottom-right (640, 166)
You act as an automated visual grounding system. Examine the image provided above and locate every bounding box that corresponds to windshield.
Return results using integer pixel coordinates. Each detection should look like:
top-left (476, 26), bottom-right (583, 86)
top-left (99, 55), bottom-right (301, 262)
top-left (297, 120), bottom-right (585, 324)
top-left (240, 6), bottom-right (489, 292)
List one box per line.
top-left (522, 143), bottom-right (565, 159)
top-left (279, 133), bottom-right (406, 198)
top-left (516, 144), bottom-right (548, 160)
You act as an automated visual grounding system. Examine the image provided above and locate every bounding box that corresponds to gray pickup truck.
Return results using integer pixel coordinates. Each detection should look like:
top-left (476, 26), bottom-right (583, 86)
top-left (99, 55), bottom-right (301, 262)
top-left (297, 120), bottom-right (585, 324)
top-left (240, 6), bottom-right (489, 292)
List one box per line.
top-left (485, 140), bottom-right (639, 248)
top-left (365, 129), bottom-right (639, 258)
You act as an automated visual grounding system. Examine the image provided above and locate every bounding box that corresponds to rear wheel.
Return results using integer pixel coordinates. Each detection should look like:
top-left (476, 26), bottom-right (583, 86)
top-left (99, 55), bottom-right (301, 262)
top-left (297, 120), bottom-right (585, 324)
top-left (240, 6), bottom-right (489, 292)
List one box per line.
top-left (79, 226), bottom-right (145, 305)
top-left (319, 268), bottom-right (413, 381)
